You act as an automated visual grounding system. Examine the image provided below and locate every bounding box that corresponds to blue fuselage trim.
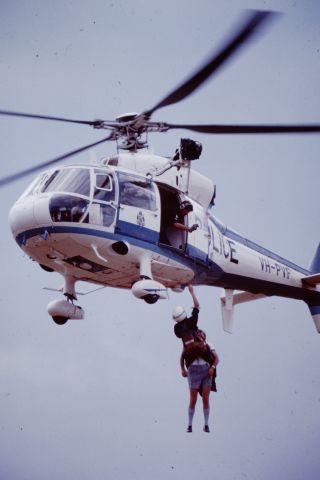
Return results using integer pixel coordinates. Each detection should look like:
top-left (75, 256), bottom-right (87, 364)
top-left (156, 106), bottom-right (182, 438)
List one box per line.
top-left (16, 223), bottom-right (320, 304)
top-left (15, 224), bottom-right (221, 280)
top-left (309, 305), bottom-right (320, 314)
top-left (213, 272), bottom-right (320, 304)
top-left (116, 219), bottom-right (159, 243)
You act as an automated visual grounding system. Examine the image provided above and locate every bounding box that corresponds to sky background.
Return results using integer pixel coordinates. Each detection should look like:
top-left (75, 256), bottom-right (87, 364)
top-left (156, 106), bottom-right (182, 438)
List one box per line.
top-left (0, 1), bottom-right (320, 479)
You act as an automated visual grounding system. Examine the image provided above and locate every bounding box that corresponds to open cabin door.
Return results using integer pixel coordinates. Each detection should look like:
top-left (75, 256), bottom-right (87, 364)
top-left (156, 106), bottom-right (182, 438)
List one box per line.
top-left (158, 184), bottom-right (188, 250)
top-left (157, 183), bottom-right (209, 259)
top-left (116, 173), bottom-right (160, 243)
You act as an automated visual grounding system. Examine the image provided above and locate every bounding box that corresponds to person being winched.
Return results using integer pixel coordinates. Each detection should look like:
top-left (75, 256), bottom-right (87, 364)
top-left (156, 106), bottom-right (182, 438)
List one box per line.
top-left (173, 284), bottom-right (219, 433)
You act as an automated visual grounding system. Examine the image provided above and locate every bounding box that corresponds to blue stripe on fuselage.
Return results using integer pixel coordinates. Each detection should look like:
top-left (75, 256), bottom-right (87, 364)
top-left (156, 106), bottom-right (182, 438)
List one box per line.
top-left (309, 305), bottom-right (320, 314)
top-left (213, 271), bottom-right (320, 304)
top-left (116, 219), bottom-right (159, 243)
top-left (16, 223), bottom-right (319, 304)
top-left (15, 224), bottom-right (222, 280)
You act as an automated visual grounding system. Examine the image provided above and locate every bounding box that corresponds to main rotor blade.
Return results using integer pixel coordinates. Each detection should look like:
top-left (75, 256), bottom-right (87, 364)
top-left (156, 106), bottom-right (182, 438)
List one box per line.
top-left (164, 123), bottom-right (320, 134)
top-left (0, 134), bottom-right (114, 188)
top-left (0, 109), bottom-right (104, 127)
top-left (145, 10), bottom-right (277, 118)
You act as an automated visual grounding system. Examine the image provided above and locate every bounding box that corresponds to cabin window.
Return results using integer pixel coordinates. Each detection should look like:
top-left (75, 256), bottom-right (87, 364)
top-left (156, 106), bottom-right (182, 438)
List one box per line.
top-left (43, 168), bottom-right (90, 197)
top-left (93, 172), bottom-right (115, 202)
top-left (89, 203), bottom-right (116, 227)
top-left (118, 173), bottom-right (156, 211)
top-left (49, 195), bottom-right (89, 223)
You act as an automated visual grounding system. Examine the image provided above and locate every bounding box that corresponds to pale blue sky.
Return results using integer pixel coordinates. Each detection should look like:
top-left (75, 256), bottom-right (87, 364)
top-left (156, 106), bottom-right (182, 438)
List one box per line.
top-left (1, 1), bottom-right (320, 479)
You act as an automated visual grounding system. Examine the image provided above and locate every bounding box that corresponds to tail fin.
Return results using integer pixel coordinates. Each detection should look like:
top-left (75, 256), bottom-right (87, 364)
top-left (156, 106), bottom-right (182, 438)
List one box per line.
top-left (308, 305), bottom-right (320, 333)
top-left (310, 243), bottom-right (320, 274)
top-left (307, 243), bottom-right (320, 333)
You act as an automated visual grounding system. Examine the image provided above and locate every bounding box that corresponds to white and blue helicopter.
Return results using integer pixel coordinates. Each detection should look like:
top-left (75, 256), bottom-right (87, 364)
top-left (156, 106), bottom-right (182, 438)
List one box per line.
top-left (1, 10), bottom-right (320, 331)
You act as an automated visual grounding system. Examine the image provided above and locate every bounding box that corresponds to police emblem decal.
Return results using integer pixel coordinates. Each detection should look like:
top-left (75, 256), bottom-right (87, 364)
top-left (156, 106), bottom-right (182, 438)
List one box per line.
top-left (137, 211), bottom-right (145, 227)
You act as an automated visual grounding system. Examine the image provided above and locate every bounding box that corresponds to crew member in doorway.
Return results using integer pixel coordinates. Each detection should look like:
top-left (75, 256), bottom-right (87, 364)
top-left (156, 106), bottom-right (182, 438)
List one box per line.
top-left (172, 200), bottom-right (199, 233)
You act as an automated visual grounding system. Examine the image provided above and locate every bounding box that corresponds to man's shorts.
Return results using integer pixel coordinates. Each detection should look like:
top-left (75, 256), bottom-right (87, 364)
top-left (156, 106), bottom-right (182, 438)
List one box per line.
top-left (187, 364), bottom-right (211, 390)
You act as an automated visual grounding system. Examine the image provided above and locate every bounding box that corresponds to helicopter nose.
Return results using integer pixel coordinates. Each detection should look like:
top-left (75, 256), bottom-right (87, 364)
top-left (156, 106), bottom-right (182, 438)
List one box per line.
top-left (9, 194), bottom-right (51, 240)
top-left (9, 195), bottom-right (36, 238)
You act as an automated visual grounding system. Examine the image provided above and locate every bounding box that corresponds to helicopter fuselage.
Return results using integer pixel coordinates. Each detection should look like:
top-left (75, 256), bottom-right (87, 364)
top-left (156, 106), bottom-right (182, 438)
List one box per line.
top-left (8, 152), bottom-right (320, 330)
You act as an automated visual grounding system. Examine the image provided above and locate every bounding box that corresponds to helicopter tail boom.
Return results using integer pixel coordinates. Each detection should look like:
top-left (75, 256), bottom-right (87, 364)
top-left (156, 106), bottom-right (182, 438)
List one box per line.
top-left (305, 243), bottom-right (320, 332)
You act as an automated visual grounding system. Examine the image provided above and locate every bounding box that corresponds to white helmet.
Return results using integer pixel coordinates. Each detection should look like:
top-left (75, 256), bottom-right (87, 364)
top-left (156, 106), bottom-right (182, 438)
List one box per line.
top-left (172, 306), bottom-right (187, 322)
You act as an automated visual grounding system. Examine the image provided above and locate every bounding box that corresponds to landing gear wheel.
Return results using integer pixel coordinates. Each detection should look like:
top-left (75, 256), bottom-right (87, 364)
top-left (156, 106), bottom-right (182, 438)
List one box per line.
top-left (143, 294), bottom-right (159, 304)
top-left (52, 316), bottom-right (69, 325)
top-left (47, 299), bottom-right (84, 323)
top-left (39, 264), bottom-right (54, 272)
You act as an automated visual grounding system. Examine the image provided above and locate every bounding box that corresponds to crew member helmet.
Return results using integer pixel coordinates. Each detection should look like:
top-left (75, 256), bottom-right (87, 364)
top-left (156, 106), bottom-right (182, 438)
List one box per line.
top-left (172, 305), bottom-right (187, 322)
top-left (180, 200), bottom-right (193, 213)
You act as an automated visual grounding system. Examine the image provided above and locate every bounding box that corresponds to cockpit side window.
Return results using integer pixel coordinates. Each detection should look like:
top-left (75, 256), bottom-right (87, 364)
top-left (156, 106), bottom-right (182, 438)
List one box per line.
top-left (49, 195), bottom-right (89, 223)
top-left (42, 168), bottom-right (90, 197)
top-left (118, 173), bottom-right (156, 211)
top-left (94, 173), bottom-right (115, 202)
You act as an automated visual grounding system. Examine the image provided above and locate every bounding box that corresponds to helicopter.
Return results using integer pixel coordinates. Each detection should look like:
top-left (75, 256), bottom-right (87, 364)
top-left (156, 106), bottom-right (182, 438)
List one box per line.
top-left (1, 10), bottom-right (320, 331)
